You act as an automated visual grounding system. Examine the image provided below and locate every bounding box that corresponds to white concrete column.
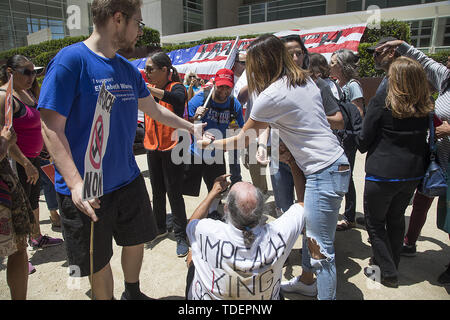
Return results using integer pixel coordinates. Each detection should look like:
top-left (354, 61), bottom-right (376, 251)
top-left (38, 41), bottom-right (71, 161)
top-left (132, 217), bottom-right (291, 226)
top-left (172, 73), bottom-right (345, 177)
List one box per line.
top-left (203, 0), bottom-right (217, 30)
top-left (326, 0), bottom-right (347, 15)
top-left (142, 0), bottom-right (163, 35)
top-left (217, 0), bottom-right (241, 28)
top-left (161, 0), bottom-right (184, 35)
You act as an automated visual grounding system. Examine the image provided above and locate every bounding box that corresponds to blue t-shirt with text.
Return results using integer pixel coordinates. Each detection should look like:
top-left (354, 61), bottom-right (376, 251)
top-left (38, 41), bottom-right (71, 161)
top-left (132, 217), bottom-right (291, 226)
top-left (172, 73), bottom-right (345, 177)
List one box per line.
top-left (38, 42), bottom-right (150, 195)
top-left (188, 90), bottom-right (244, 158)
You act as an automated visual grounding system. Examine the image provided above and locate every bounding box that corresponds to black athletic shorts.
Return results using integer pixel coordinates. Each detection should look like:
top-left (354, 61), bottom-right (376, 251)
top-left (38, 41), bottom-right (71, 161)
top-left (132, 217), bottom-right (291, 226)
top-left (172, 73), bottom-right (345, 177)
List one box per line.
top-left (57, 174), bottom-right (157, 277)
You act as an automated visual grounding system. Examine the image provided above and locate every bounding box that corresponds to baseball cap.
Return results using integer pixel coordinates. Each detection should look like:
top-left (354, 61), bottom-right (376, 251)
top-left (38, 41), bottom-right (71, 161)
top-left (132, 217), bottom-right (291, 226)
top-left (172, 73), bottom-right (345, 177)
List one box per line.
top-left (214, 68), bottom-right (234, 88)
top-left (366, 36), bottom-right (398, 53)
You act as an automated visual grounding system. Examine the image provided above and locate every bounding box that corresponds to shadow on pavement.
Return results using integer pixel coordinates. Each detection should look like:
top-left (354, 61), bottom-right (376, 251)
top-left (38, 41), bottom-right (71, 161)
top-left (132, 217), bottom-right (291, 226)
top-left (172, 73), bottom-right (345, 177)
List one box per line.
top-left (141, 169), bottom-right (150, 178)
top-left (335, 222), bottom-right (372, 300)
top-left (145, 232), bottom-right (176, 250)
top-left (0, 257), bottom-right (5, 271)
top-left (29, 243), bottom-right (67, 267)
top-left (399, 235), bottom-right (450, 288)
top-left (157, 295), bottom-right (185, 300)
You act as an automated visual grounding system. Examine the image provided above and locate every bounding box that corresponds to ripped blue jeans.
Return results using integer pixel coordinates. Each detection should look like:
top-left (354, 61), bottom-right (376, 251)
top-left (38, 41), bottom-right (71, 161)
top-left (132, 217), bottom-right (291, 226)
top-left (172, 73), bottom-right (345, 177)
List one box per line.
top-left (301, 153), bottom-right (350, 300)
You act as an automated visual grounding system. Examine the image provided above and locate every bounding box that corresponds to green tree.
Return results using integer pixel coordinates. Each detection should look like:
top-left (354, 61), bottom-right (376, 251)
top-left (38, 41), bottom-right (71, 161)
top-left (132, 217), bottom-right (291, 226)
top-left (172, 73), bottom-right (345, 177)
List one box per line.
top-left (136, 27), bottom-right (160, 48)
top-left (0, 27), bottom-right (161, 68)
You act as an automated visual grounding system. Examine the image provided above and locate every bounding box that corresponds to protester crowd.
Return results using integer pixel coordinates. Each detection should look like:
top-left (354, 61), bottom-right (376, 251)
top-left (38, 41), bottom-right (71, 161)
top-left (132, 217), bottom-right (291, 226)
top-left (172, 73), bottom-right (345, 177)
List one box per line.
top-left (0, 0), bottom-right (449, 300)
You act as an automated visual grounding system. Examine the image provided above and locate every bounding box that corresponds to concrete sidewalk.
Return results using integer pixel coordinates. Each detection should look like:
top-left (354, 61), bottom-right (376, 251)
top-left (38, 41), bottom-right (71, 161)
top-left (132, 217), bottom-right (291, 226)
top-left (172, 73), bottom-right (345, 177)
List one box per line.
top-left (0, 151), bottom-right (449, 300)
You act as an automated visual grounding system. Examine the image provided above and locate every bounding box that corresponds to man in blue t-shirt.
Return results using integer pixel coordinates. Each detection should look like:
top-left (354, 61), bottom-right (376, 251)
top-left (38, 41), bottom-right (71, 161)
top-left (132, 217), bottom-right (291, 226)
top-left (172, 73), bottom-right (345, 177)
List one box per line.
top-left (38, 0), bottom-right (202, 301)
top-left (185, 69), bottom-right (244, 214)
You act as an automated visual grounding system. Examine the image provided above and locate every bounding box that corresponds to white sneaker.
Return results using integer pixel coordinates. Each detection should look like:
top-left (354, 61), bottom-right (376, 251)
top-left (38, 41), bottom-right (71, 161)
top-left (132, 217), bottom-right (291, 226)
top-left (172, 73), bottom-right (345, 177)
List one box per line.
top-left (280, 277), bottom-right (317, 297)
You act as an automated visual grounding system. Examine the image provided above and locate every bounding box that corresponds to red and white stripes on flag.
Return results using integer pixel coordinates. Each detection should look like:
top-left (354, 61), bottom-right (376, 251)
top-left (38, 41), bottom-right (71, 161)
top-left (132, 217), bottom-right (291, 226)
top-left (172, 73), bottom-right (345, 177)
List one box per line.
top-left (274, 23), bottom-right (367, 61)
top-left (165, 23), bottom-right (367, 80)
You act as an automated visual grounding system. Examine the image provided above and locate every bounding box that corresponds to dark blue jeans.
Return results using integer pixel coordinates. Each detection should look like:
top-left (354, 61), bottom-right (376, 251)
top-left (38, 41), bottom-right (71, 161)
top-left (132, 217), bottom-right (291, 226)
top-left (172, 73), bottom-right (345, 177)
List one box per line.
top-left (228, 150), bottom-right (242, 185)
top-left (39, 158), bottom-right (58, 211)
top-left (270, 160), bottom-right (294, 213)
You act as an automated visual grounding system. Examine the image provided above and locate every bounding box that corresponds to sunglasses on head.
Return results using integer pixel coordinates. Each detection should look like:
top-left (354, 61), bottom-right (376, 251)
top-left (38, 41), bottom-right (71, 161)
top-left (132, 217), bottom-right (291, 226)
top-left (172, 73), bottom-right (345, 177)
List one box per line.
top-left (16, 68), bottom-right (37, 76)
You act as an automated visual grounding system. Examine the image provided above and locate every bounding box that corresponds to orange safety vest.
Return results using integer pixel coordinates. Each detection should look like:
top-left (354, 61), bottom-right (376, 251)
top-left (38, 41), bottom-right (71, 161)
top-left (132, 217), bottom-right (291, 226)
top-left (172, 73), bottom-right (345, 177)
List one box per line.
top-left (143, 82), bottom-right (187, 151)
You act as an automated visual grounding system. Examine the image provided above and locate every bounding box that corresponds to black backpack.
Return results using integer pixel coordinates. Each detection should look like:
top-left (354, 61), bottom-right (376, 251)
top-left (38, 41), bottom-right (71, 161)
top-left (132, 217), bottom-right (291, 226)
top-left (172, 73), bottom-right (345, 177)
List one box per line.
top-left (334, 84), bottom-right (363, 145)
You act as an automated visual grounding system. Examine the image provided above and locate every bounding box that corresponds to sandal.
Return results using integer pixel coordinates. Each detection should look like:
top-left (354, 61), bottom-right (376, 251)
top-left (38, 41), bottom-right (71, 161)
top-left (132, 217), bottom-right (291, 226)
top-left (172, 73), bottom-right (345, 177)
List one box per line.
top-left (336, 220), bottom-right (356, 231)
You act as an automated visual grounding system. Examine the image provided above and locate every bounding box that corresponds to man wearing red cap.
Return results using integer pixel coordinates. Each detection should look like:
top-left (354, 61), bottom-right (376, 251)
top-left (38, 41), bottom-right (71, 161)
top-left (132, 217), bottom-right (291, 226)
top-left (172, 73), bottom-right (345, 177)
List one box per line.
top-left (185, 68), bottom-right (244, 218)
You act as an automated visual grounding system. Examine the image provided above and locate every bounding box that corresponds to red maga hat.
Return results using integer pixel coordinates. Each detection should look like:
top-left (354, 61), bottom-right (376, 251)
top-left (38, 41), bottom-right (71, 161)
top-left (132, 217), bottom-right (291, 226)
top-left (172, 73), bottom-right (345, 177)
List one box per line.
top-left (214, 68), bottom-right (234, 88)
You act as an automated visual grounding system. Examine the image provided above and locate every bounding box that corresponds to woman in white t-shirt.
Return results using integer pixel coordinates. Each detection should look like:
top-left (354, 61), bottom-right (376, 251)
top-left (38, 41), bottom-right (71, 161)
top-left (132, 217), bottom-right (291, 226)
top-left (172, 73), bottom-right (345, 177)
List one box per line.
top-left (198, 34), bottom-right (350, 300)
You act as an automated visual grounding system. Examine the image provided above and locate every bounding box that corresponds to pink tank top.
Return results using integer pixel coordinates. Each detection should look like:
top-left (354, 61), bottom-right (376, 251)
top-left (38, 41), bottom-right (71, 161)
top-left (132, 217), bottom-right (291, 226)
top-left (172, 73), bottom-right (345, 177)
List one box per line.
top-left (12, 97), bottom-right (44, 158)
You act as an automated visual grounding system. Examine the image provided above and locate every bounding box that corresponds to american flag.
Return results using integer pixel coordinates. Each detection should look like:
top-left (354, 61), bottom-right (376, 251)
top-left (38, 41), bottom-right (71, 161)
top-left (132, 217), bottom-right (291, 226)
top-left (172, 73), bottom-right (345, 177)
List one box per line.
top-left (131, 23), bottom-right (367, 80)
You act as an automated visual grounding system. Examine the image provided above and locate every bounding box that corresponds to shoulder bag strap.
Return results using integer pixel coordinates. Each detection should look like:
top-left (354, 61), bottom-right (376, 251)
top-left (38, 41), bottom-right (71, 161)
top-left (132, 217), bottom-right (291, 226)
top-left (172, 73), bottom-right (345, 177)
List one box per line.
top-left (335, 83), bottom-right (345, 102)
top-left (429, 112), bottom-right (437, 157)
top-left (0, 88), bottom-right (26, 116)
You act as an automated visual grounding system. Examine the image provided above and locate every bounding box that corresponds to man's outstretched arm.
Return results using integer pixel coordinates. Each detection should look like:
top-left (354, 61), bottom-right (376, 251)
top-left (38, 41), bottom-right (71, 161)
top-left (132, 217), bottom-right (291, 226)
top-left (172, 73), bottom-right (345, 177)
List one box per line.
top-left (138, 94), bottom-right (205, 138)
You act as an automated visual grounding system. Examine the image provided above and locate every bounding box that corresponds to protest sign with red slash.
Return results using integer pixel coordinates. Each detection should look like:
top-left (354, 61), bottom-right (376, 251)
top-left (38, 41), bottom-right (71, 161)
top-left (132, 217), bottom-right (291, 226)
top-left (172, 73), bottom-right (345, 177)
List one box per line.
top-left (82, 82), bottom-right (115, 201)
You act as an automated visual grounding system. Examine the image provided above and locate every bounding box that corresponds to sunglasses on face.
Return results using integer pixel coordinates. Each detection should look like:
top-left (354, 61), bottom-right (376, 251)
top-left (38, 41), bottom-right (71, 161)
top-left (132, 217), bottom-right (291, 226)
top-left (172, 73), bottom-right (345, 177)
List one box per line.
top-left (373, 48), bottom-right (390, 57)
top-left (16, 68), bottom-right (37, 77)
top-left (145, 66), bottom-right (159, 73)
top-left (289, 50), bottom-right (304, 58)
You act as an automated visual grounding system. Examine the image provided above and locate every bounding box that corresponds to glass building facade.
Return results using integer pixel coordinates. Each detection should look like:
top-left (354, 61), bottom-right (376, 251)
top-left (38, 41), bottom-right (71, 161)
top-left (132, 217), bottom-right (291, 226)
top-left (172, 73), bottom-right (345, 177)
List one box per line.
top-left (407, 17), bottom-right (450, 52)
top-left (0, 0), bottom-right (71, 52)
top-left (236, 0), bottom-right (449, 52)
top-left (239, 0), bottom-right (327, 25)
top-left (183, 0), bottom-right (204, 33)
top-left (345, 0), bottom-right (449, 50)
top-left (346, 0), bottom-right (437, 12)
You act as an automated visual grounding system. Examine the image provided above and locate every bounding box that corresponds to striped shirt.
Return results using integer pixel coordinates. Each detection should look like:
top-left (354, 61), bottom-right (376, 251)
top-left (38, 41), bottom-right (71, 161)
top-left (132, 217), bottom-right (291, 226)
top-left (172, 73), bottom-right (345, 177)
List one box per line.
top-left (398, 43), bottom-right (450, 172)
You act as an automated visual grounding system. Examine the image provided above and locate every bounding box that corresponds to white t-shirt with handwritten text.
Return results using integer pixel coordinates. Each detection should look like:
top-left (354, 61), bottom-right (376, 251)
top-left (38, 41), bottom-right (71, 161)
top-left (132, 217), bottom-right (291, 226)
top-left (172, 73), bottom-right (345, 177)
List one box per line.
top-left (186, 203), bottom-right (305, 300)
